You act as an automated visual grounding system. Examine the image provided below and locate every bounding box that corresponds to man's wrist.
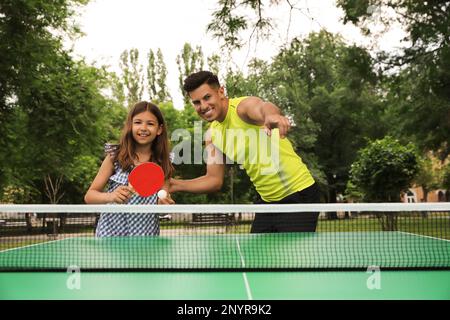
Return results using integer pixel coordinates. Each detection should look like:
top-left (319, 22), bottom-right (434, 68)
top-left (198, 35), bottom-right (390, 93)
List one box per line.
top-left (169, 178), bottom-right (181, 193)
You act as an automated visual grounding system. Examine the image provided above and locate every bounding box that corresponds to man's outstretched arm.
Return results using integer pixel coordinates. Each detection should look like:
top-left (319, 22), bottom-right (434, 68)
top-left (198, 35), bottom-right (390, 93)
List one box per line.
top-left (237, 96), bottom-right (291, 138)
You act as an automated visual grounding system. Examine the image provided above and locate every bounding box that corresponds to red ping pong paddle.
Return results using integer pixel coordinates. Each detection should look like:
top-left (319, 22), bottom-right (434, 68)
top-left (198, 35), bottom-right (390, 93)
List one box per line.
top-left (128, 162), bottom-right (165, 197)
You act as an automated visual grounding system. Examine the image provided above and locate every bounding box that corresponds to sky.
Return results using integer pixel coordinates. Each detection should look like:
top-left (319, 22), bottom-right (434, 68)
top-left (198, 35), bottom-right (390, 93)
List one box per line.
top-left (69, 0), bottom-right (406, 109)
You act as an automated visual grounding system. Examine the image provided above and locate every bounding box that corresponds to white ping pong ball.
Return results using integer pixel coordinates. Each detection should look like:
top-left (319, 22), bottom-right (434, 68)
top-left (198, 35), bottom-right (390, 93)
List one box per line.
top-left (157, 189), bottom-right (167, 199)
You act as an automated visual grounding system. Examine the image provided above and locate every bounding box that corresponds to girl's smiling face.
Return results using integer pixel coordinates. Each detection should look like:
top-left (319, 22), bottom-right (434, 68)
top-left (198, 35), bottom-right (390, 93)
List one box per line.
top-left (132, 111), bottom-right (162, 146)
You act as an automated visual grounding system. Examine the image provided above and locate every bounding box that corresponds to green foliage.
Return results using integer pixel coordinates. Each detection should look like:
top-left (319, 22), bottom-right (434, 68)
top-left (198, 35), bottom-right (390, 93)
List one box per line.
top-left (0, 0), bottom-right (89, 191)
top-left (337, 0), bottom-right (450, 159)
top-left (119, 48), bottom-right (144, 108)
top-left (147, 49), bottom-right (171, 103)
top-left (147, 50), bottom-right (157, 100)
top-left (66, 155), bottom-right (101, 202)
top-left (207, 0), bottom-right (249, 49)
top-left (344, 180), bottom-right (364, 202)
top-left (414, 157), bottom-right (440, 201)
top-left (207, 0), bottom-right (274, 50)
top-left (116, 47), bottom-right (172, 106)
top-left (176, 43), bottom-right (205, 104)
top-left (155, 49), bottom-right (171, 102)
top-left (336, 0), bottom-right (371, 24)
top-left (0, 0), bottom-right (129, 204)
top-left (108, 72), bottom-right (126, 107)
top-left (384, 61), bottom-right (450, 160)
top-left (207, 54), bottom-right (222, 75)
top-left (349, 136), bottom-right (420, 202)
top-left (442, 163), bottom-right (450, 190)
top-left (12, 57), bottom-right (120, 203)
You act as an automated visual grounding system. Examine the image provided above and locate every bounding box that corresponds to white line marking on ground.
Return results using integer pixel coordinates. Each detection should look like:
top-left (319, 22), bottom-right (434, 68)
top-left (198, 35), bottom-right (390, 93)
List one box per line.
top-left (0, 237), bottom-right (78, 254)
top-left (397, 231), bottom-right (450, 242)
top-left (235, 236), bottom-right (253, 300)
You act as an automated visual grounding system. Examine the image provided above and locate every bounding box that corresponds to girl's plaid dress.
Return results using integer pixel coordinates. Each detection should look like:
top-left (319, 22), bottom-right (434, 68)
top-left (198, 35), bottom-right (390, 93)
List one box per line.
top-left (95, 144), bottom-right (159, 237)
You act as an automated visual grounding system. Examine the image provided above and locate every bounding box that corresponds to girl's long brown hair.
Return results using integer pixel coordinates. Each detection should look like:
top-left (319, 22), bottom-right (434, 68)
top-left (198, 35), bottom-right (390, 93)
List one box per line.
top-left (117, 101), bottom-right (174, 179)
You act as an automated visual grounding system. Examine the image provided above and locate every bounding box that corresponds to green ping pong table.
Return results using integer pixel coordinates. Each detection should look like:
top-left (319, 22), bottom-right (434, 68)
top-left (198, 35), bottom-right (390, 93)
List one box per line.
top-left (1, 232), bottom-right (449, 299)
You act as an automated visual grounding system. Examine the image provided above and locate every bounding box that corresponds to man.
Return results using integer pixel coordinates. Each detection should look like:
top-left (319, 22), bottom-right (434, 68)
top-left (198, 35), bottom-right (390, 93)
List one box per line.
top-left (170, 71), bottom-right (320, 232)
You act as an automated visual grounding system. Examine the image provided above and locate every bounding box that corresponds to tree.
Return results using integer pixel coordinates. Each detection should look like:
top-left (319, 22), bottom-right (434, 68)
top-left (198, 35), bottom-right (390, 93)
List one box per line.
top-left (349, 136), bottom-right (419, 202)
top-left (147, 49), bottom-right (171, 103)
top-left (0, 0), bottom-right (90, 194)
top-left (207, 54), bottom-right (222, 75)
top-left (207, 0), bottom-right (290, 50)
top-left (383, 64), bottom-right (450, 161)
top-left (337, 0), bottom-right (450, 160)
top-left (147, 49), bottom-right (157, 100)
top-left (109, 72), bottom-right (126, 107)
top-left (348, 136), bottom-right (420, 230)
top-left (176, 43), bottom-right (205, 104)
top-left (415, 156), bottom-right (440, 203)
top-left (0, 0), bottom-right (130, 206)
top-left (119, 48), bottom-right (144, 108)
top-left (22, 57), bottom-right (116, 203)
top-left (442, 163), bottom-right (450, 191)
top-left (288, 32), bottom-right (384, 202)
top-left (1, 54), bottom-right (121, 205)
top-left (155, 49), bottom-right (171, 102)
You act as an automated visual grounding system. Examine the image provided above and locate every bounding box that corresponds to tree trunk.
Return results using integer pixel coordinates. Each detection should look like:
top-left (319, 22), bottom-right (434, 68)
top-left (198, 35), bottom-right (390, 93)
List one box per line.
top-left (327, 185), bottom-right (337, 220)
top-left (377, 213), bottom-right (398, 231)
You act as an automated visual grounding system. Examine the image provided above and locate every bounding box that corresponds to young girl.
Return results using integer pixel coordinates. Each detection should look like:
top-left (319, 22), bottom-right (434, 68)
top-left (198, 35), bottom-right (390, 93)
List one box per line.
top-left (85, 101), bottom-right (174, 237)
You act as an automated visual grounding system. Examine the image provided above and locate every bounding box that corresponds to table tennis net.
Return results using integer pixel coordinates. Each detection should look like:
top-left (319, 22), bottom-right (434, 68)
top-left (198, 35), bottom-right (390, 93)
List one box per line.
top-left (0, 203), bottom-right (449, 271)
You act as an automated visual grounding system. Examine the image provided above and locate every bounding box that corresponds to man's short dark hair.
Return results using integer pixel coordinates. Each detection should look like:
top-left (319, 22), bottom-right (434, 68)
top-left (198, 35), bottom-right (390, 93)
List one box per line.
top-left (183, 71), bottom-right (220, 92)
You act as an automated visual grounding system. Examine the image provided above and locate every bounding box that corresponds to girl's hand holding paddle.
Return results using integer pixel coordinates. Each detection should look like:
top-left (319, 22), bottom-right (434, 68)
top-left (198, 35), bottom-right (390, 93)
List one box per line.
top-left (108, 185), bottom-right (133, 204)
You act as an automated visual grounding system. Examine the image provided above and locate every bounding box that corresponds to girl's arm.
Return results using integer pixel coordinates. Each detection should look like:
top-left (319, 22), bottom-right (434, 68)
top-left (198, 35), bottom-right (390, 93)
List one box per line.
top-left (84, 155), bottom-right (132, 204)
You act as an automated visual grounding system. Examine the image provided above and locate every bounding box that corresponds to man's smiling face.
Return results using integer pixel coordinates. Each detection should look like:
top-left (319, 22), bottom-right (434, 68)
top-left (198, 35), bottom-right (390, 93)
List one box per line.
top-left (189, 83), bottom-right (227, 122)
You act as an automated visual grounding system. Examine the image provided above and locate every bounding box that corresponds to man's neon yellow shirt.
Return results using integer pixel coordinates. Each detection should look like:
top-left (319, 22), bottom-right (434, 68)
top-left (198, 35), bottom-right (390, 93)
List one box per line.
top-left (210, 97), bottom-right (315, 202)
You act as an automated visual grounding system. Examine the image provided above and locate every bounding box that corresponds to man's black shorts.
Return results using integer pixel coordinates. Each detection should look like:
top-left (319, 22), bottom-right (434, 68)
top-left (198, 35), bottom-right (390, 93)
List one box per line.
top-left (250, 183), bottom-right (321, 233)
